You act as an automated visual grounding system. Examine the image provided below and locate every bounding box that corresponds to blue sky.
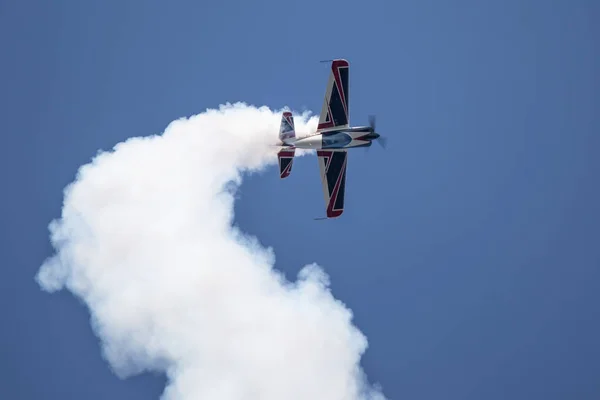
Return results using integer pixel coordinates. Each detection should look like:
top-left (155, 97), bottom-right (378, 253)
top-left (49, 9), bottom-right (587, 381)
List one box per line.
top-left (1, 0), bottom-right (599, 398)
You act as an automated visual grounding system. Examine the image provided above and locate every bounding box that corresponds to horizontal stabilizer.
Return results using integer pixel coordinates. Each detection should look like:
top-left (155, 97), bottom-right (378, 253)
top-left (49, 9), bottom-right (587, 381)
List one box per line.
top-left (279, 111), bottom-right (295, 143)
top-left (278, 149), bottom-right (295, 179)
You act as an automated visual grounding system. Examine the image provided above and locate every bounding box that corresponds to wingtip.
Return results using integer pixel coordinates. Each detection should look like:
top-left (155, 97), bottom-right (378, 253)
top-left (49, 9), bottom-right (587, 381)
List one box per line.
top-left (326, 210), bottom-right (344, 219)
top-left (319, 58), bottom-right (349, 63)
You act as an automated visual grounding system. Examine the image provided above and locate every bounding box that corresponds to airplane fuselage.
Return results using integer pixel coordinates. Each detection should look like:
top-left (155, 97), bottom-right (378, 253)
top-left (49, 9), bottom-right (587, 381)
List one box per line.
top-left (284, 126), bottom-right (380, 150)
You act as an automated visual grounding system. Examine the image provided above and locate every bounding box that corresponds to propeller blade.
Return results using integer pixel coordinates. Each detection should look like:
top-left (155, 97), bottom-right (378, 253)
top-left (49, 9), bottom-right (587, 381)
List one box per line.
top-left (368, 115), bottom-right (376, 131)
top-left (378, 136), bottom-right (387, 149)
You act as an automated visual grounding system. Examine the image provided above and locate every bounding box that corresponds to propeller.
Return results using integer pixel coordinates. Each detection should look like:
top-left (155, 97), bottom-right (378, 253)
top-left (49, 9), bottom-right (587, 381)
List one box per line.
top-left (368, 115), bottom-right (387, 149)
top-left (369, 115), bottom-right (376, 132)
top-left (378, 135), bottom-right (388, 149)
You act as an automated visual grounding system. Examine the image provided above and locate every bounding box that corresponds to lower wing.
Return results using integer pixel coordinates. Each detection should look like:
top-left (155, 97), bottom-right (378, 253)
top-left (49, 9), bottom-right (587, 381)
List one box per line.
top-left (316, 150), bottom-right (347, 218)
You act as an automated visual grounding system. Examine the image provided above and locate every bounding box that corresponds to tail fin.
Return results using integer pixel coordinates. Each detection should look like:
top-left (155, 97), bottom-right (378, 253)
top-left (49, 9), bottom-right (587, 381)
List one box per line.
top-left (277, 148), bottom-right (295, 179)
top-left (278, 111), bottom-right (295, 143)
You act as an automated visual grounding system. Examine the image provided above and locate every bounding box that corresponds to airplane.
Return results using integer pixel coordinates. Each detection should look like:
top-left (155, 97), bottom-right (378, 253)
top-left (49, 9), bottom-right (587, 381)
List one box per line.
top-left (275, 59), bottom-right (386, 219)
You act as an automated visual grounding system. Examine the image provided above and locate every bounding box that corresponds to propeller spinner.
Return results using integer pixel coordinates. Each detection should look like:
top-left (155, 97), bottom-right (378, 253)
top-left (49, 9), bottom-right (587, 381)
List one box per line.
top-left (368, 115), bottom-right (387, 149)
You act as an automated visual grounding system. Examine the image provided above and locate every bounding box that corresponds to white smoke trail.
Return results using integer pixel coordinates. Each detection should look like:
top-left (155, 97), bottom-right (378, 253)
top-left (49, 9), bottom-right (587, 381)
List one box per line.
top-left (36, 102), bottom-right (386, 400)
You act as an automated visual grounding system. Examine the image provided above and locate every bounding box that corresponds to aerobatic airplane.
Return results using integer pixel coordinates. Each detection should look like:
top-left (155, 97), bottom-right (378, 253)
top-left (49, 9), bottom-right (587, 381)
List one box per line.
top-left (275, 59), bottom-right (386, 219)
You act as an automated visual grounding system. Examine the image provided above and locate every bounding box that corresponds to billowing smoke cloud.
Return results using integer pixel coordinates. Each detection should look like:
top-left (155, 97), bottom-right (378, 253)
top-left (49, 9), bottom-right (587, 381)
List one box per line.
top-left (36, 103), bottom-right (386, 400)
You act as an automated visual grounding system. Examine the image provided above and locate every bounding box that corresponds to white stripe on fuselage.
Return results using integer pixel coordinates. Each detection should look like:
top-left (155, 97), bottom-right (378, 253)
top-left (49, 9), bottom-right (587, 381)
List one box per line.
top-left (292, 134), bottom-right (322, 148)
top-left (288, 131), bottom-right (369, 150)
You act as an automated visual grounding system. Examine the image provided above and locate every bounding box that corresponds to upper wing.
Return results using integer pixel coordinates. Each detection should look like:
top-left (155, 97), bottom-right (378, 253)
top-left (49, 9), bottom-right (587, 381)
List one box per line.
top-left (317, 150), bottom-right (347, 218)
top-left (317, 59), bottom-right (350, 132)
